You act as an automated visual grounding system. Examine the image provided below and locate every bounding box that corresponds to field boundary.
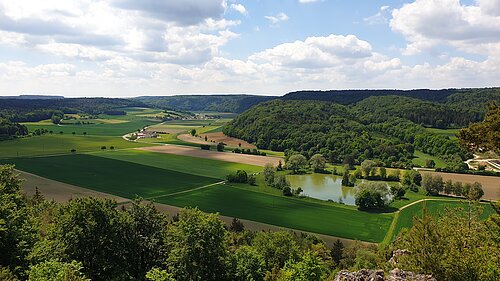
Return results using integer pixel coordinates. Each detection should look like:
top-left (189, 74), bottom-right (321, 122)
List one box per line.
top-left (143, 181), bottom-right (225, 201)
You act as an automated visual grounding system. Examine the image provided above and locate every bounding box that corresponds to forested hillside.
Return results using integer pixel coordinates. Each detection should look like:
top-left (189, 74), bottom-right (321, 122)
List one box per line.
top-left (135, 95), bottom-right (275, 113)
top-left (224, 99), bottom-right (470, 168)
top-left (0, 98), bottom-right (144, 122)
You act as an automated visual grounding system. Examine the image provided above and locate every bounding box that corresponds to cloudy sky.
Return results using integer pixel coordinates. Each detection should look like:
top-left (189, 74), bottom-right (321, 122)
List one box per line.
top-left (0, 0), bottom-right (499, 97)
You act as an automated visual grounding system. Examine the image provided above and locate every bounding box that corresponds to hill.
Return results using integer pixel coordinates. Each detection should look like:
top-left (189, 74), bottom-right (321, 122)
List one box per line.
top-left (135, 94), bottom-right (275, 113)
top-left (224, 99), bottom-right (468, 167)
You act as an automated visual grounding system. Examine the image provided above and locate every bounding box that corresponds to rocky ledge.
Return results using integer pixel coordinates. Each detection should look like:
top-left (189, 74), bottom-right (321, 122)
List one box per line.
top-left (334, 268), bottom-right (436, 281)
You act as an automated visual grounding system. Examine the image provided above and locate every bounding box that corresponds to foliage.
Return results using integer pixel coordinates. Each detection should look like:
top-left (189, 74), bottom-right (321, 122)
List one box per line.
top-left (278, 251), bottom-right (327, 281)
top-left (145, 268), bottom-right (175, 281)
top-left (0, 118), bottom-right (28, 141)
top-left (263, 163), bottom-right (276, 186)
top-left (253, 231), bottom-right (299, 271)
top-left (354, 182), bottom-right (390, 210)
top-left (229, 246), bottom-right (265, 281)
top-left (226, 170), bottom-right (248, 183)
top-left (458, 102), bottom-right (500, 153)
top-left (164, 208), bottom-right (228, 281)
top-left (421, 174), bottom-right (443, 196)
top-left (286, 154), bottom-right (307, 173)
top-left (310, 154), bottom-right (326, 172)
top-left (27, 260), bottom-right (89, 281)
top-left (394, 204), bottom-right (500, 280)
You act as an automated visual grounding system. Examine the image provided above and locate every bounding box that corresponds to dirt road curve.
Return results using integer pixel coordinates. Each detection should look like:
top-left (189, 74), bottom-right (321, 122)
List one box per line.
top-left (138, 145), bottom-right (282, 167)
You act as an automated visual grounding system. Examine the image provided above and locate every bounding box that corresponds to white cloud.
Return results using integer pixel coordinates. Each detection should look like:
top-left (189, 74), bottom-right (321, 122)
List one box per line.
top-left (265, 12), bottom-right (289, 25)
top-left (364, 6), bottom-right (390, 25)
top-left (230, 4), bottom-right (247, 15)
top-left (390, 0), bottom-right (500, 55)
top-left (299, 0), bottom-right (321, 3)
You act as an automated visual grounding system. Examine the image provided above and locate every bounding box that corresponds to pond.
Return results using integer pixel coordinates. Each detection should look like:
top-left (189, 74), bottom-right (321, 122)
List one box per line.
top-left (286, 173), bottom-right (364, 206)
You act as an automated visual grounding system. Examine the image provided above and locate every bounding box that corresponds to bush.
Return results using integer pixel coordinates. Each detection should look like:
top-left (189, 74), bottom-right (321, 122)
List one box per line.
top-left (101, 146), bottom-right (106, 150)
top-left (200, 144), bottom-right (211, 150)
top-left (282, 186), bottom-right (292, 196)
top-left (216, 142), bottom-right (225, 152)
top-left (226, 170), bottom-right (248, 183)
top-left (247, 174), bottom-right (256, 186)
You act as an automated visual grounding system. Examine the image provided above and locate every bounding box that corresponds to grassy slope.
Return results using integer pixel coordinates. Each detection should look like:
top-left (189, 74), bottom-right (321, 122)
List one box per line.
top-left (412, 150), bottom-right (447, 168)
top-left (425, 128), bottom-right (459, 139)
top-left (94, 149), bottom-right (262, 179)
top-left (158, 184), bottom-right (394, 243)
top-left (1, 154), bottom-right (219, 198)
top-left (0, 135), bottom-right (152, 158)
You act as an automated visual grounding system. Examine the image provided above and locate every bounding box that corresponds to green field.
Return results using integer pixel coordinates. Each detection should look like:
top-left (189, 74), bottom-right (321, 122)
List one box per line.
top-left (0, 135), bottom-right (153, 158)
top-left (425, 128), bottom-right (460, 139)
top-left (94, 149), bottom-right (261, 179)
top-left (1, 154), bottom-right (219, 199)
top-left (412, 150), bottom-right (447, 168)
top-left (387, 200), bottom-right (494, 242)
top-left (158, 184), bottom-right (394, 242)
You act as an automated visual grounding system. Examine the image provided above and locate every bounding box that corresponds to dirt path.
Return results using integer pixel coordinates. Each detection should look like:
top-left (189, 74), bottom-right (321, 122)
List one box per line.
top-left (138, 145), bottom-right (282, 167)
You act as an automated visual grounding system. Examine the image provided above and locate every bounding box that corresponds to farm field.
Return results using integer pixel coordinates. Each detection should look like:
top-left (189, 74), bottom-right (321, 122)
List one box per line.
top-left (138, 145), bottom-right (282, 166)
top-left (157, 183), bottom-right (394, 243)
top-left (0, 135), bottom-right (152, 158)
top-left (420, 170), bottom-right (500, 201)
top-left (95, 149), bottom-right (262, 179)
top-left (1, 154), bottom-right (220, 199)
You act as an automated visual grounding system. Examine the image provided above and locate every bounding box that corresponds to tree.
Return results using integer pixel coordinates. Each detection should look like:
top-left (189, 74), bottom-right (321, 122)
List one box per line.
top-left (226, 170), bottom-right (248, 183)
top-left (253, 231), bottom-right (299, 271)
top-left (379, 167), bottom-right (387, 179)
top-left (216, 142), bottom-right (225, 152)
top-left (282, 186), bottom-right (292, 196)
top-left (229, 218), bottom-right (245, 233)
top-left (354, 182), bottom-right (390, 210)
top-left (145, 268), bottom-right (175, 281)
top-left (331, 239), bottom-right (344, 267)
top-left (273, 175), bottom-right (290, 190)
top-left (51, 115), bottom-right (62, 124)
top-left (190, 129), bottom-right (196, 136)
top-left (466, 182), bottom-right (484, 201)
top-left (458, 102), bottom-right (500, 153)
top-left (309, 154), bottom-right (326, 172)
top-left (401, 170), bottom-right (422, 192)
top-left (421, 174), bottom-right (443, 196)
top-left (390, 185), bottom-right (406, 199)
top-left (27, 260), bottom-right (89, 281)
top-left (229, 246), bottom-right (265, 281)
top-left (164, 208), bottom-right (228, 281)
top-left (360, 160), bottom-right (376, 178)
top-left (286, 154), bottom-right (307, 174)
top-left (425, 159), bottom-right (436, 168)
top-left (341, 170), bottom-right (351, 186)
top-left (263, 164), bottom-right (275, 186)
top-left (278, 251), bottom-right (326, 281)
top-left (247, 174), bottom-right (256, 185)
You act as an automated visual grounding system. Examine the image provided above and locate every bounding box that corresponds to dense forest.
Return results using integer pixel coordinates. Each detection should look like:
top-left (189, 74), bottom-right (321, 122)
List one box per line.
top-left (135, 95), bottom-right (275, 113)
top-left (224, 99), bottom-right (471, 168)
top-left (0, 98), bottom-right (143, 122)
top-left (1, 165), bottom-right (499, 281)
top-left (0, 118), bottom-right (28, 140)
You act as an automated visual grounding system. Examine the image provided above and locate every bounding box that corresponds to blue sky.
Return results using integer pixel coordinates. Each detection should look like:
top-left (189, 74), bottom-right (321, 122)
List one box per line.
top-left (0, 0), bottom-right (499, 97)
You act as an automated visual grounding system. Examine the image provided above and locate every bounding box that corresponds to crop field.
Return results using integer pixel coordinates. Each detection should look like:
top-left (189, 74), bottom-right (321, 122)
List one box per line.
top-left (1, 154), bottom-right (220, 199)
top-left (95, 149), bottom-right (261, 179)
top-left (157, 184), bottom-right (394, 242)
top-left (0, 135), bottom-right (152, 158)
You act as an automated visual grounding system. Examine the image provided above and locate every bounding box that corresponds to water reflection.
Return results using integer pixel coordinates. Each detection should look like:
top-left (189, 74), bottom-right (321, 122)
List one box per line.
top-left (286, 173), bottom-right (364, 206)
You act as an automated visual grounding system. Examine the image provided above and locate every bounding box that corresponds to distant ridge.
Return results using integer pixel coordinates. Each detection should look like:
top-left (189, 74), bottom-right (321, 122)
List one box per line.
top-left (0, 95), bottom-right (65, 99)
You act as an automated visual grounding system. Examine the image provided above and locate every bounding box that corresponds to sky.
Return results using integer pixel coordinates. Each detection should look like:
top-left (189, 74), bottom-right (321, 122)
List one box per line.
top-left (0, 0), bottom-right (499, 97)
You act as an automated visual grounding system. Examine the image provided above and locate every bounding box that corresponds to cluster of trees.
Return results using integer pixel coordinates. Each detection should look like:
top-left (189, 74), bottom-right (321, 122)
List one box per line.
top-left (421, 174), bottom-right (484, 200)
top-left (0, 118), bottom-right (28, 141)
top-left (354, 182), bottom-right (391, 210)
top-left (226, 170), bottom-right (256, 185)
top-left (1, 164), bottom-right (499, 280)
top-left (232, 148), bottom-right (267, 156)
top-left (262, 164), bottom-right (301, 196)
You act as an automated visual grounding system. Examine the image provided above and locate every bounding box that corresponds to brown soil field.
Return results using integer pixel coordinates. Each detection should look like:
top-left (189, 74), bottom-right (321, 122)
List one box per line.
top-left (17, 170), bottom-right (129, 203)
top-left (420, 170), bottom-right (500, 201)
top-left (178, 132), bottom-right (256, 149)
top-left (138, 145), bottom-right (282, 167)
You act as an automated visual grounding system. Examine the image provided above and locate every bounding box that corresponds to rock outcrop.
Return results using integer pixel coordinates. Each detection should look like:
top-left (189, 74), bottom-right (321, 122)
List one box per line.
top-left (334, 268), bottom-right (436, 281)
